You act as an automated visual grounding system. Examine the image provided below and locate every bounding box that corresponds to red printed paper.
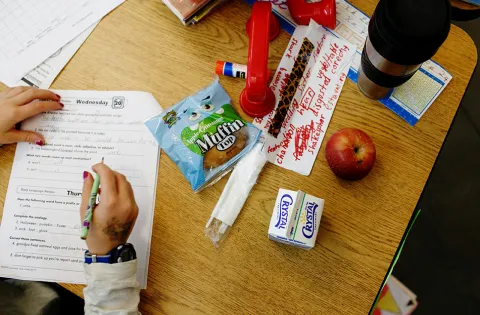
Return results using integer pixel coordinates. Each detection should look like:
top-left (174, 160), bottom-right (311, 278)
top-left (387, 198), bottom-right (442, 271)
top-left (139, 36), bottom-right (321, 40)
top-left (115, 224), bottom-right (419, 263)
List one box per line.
top-left (254, 21), bottom-right (355, 175)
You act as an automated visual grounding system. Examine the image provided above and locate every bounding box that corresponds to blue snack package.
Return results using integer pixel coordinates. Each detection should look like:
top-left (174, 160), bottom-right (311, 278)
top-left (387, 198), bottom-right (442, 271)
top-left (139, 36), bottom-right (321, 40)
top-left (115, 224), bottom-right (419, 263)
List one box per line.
top-left (145, 79), bottom-right (261, 192)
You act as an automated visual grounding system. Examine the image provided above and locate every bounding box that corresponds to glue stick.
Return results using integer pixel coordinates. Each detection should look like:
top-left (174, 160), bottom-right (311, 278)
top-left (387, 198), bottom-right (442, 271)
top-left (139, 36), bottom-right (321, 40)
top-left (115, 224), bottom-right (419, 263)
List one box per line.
top-left (215, 61), bottom-right (271, 79)
top-left (215, 61), bottom-right (248, 79)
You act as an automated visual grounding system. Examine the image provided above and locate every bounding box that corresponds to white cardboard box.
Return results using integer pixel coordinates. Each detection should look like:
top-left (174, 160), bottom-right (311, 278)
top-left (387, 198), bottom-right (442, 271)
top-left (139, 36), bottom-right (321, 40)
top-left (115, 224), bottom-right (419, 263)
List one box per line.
top-left (268, 189), bottom-right (324, 250)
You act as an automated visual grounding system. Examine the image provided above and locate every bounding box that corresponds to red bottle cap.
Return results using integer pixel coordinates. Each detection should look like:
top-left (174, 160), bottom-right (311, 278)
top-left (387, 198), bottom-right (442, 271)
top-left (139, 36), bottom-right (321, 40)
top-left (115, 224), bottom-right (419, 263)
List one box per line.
top-left (287, 0), bottom-right (337, 30)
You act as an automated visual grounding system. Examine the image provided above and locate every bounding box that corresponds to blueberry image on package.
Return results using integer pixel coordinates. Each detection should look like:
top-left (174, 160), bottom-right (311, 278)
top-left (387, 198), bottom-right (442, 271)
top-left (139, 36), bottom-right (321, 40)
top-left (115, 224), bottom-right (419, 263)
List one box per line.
top-left (145, 79), bottom-right (261, 192)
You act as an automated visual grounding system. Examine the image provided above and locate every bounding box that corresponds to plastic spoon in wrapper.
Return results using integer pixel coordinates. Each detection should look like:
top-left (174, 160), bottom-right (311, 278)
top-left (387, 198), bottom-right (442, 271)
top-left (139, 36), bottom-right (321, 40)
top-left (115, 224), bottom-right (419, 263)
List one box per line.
top-left (205, 142), bottom-right (267, 247)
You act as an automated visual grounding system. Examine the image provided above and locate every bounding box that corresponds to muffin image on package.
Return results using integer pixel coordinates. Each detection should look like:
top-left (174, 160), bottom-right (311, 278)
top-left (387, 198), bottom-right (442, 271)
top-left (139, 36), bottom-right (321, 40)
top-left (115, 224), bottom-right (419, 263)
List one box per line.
top-left (203, 129), bottom-right (247, 169)
top-left (145, 79), bottom-right (261, 192)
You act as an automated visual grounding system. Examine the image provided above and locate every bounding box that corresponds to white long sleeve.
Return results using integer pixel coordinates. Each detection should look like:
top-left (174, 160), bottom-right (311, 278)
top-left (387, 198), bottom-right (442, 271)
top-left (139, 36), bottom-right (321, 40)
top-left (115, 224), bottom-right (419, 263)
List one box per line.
top-left (83, 259), bottom-right (141, 315)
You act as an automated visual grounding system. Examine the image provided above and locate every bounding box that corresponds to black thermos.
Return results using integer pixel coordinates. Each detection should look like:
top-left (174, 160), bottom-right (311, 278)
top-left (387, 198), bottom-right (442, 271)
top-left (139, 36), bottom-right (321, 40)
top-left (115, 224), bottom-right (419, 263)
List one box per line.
top-left (358, 0), bottom-right (451, 99)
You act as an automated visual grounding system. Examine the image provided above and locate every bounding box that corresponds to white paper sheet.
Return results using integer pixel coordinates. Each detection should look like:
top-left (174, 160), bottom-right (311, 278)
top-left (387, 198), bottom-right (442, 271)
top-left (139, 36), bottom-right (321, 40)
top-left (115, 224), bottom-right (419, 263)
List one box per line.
top-left (0, 90), bottom-right (162, 288)
top-left (0, 0), bottom-right (124, 86)
top-left (17, 23), bottom-right (99, 89)
top-left (254, 22), bottom-right (355, 175)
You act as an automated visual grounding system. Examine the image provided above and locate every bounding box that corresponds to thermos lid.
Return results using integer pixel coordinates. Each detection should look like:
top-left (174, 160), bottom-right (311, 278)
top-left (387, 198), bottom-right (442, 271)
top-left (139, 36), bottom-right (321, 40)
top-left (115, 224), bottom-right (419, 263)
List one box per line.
top-left (369, 0), bottom-right (451, 65)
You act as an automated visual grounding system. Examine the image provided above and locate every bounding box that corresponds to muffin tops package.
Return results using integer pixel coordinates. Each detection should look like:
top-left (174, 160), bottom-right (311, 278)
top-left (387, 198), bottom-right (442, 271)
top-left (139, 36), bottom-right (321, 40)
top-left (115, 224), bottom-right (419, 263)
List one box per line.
top-left (145, 79), bottom-right (261, 192)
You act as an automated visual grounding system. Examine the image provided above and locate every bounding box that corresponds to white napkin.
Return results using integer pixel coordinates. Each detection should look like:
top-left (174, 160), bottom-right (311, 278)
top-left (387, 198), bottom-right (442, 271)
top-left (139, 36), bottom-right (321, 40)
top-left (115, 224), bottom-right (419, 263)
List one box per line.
top-left (205, 142), bottom-right (267, 247)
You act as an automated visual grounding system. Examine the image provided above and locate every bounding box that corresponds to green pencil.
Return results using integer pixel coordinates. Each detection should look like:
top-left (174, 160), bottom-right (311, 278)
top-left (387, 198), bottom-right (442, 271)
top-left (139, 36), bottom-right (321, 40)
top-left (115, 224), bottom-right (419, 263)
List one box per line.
top-left (81, 158), bottom-right (103, 240)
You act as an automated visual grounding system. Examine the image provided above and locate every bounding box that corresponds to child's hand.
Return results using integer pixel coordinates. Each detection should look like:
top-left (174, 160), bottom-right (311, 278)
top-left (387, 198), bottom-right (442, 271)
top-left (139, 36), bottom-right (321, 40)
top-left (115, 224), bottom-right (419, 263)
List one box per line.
top-left (0, 86), bottom-right (63, 145)
top-left (81, 164), bottom-right (139, 255)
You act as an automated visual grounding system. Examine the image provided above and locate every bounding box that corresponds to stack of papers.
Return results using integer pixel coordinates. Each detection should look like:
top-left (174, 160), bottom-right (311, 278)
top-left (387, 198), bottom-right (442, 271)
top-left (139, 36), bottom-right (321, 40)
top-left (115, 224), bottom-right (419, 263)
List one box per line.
top-left (163, 0), bottom-right (226, 25)
top-left (0, 0), bottom-right (125, 88)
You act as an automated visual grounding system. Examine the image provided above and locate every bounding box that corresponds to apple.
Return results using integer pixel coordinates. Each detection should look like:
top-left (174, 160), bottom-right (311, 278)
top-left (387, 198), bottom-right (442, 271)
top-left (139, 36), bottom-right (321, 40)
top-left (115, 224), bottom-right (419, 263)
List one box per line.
top-left (325, 128), bottom-right (376, 180)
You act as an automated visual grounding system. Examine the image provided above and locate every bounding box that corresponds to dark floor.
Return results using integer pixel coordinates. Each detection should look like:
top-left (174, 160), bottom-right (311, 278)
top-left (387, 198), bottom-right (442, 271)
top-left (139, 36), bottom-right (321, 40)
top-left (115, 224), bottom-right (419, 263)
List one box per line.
top-left (391, 18), bottom-right (480, 314)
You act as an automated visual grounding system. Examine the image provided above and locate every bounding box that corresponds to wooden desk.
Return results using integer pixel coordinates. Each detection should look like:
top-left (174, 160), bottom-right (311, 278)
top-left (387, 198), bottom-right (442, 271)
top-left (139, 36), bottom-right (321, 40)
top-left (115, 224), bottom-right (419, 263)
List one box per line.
top-left (0, 0), bottom-right (477, 313)
top-left (451, 0), bottom-right (480, 11)
top-left (451, 0), bottom-right (480, 21)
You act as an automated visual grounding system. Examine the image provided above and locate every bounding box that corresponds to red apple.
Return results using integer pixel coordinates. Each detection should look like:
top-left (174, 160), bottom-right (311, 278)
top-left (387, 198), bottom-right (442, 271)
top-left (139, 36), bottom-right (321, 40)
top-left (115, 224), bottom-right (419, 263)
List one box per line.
top-left (325, 128), bottom-right (376, 180)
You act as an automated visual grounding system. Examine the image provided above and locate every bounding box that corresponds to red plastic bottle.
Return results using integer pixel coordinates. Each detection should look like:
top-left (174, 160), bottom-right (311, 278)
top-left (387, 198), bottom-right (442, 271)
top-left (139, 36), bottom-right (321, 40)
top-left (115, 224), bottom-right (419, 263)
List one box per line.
top-left (239, 2), bottom-right (279, 118)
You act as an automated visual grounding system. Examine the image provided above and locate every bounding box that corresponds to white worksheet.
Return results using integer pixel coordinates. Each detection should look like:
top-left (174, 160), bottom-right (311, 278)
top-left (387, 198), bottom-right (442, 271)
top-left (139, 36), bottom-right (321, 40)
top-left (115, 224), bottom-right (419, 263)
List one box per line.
top-left (0, 0), bottom-right (124, 86)
top-left (0, 90), bottom-right (163, 288)
top-left (17, 22), bottom-right (99, 89)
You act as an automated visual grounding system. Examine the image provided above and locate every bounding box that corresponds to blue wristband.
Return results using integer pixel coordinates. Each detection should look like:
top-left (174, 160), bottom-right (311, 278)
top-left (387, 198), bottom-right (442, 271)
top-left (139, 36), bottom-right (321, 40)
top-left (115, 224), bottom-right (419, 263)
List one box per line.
top-left (84, 243), bottom-right (136, 264)
top-left (84, 252), bottom-right (112, 264)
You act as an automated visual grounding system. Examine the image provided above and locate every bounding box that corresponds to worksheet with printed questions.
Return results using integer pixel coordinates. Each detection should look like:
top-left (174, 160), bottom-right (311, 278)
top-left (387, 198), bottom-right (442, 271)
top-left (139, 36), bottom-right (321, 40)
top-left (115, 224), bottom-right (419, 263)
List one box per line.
top-left (0, 0), bottom-right (124, 85)
top-left (0, 90), bottom-right (162, 288)
top-left (17, 22), bottom-right (99, 89)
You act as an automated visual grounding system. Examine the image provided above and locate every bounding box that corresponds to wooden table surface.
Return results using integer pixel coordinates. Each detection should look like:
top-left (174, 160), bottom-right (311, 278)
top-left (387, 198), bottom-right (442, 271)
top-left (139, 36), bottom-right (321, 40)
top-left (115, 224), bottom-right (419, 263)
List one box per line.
top-left (451, 0), bottom-right (480, 10)
top-left (0, 0), bottom-right (477, 314)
